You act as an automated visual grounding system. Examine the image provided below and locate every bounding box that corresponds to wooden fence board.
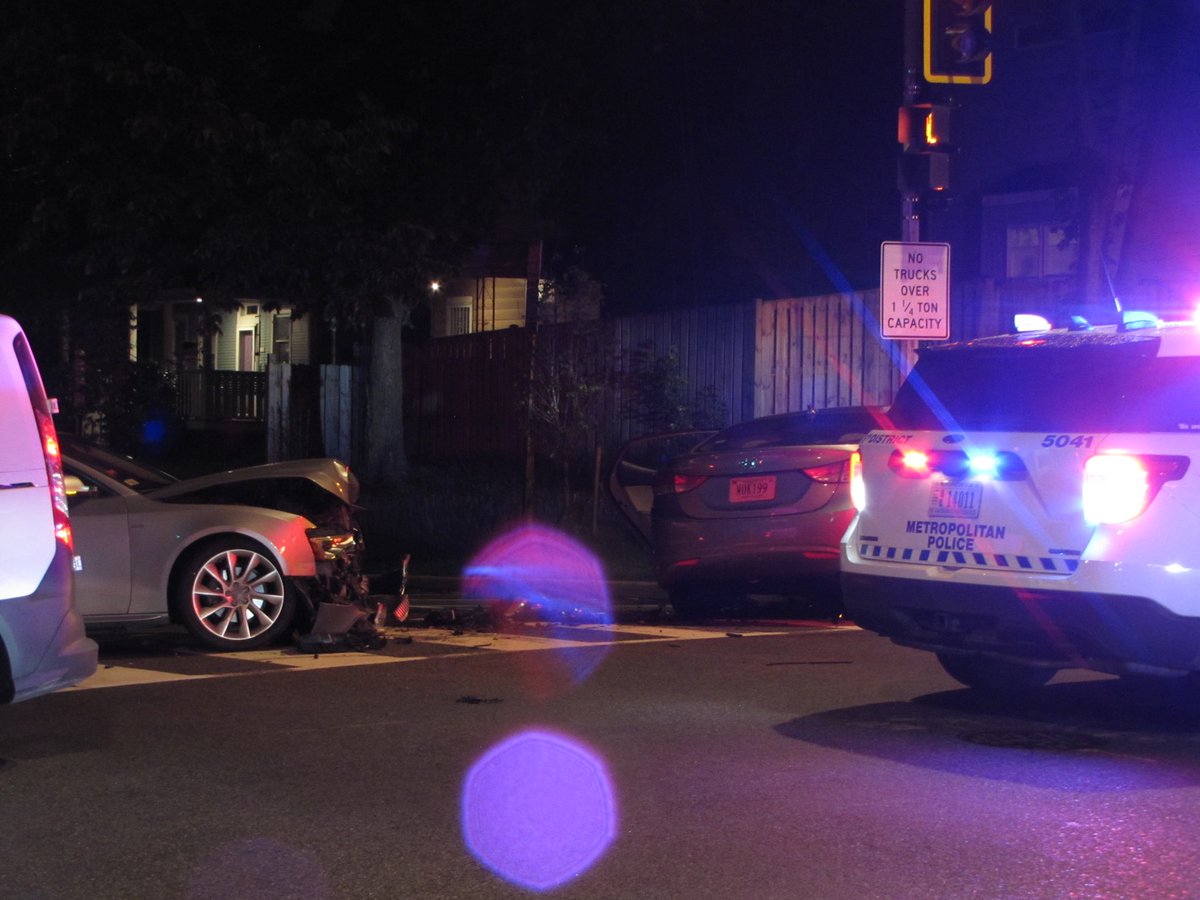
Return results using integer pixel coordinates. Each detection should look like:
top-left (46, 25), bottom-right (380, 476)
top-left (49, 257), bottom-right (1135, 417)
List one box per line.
top-left (754, 290), bottom-right (919, 416)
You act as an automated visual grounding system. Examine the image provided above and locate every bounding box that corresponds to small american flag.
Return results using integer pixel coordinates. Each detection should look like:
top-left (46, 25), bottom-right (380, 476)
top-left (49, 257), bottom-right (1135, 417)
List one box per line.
top-left (393, 593), bottom-right (410, 624)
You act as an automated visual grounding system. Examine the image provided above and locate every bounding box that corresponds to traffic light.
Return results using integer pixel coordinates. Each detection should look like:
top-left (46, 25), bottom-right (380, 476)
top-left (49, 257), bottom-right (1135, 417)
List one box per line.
top-left (898, 104), bottom-right (951, 154)
top-left (898, 153), bottom-right (950, 194)
top-left (924, 0), bottom-right (993, 85)
top-left (898, 104), bottom-right (951, 192)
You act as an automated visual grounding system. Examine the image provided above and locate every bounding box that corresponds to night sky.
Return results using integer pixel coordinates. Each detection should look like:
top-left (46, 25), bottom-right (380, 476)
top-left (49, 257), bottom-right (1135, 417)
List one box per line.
top-left (7, 1), bottom-right (908, 316)
top-left (279, 1), bottom-right (908, 313)
top-left (547, 3), bottom-right (909, 312)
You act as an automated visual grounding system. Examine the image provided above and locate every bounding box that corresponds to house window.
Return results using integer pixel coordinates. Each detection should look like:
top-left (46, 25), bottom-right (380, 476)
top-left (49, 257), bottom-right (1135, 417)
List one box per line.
top-left (448, 304), bottom-right (472, 336)
top-left (1006, 225), bottom-right (1077, 279)
top-left (272, 314), bottom-right (292, 363)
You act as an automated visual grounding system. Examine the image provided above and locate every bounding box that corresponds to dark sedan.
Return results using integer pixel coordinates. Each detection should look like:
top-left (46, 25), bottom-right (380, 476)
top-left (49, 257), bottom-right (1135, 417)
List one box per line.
top-left (612, 407), bottom-right (886, 616)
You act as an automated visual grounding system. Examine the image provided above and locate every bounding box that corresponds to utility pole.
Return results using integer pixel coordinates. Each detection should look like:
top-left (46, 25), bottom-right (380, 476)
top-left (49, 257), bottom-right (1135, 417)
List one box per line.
top-left (522, 240), bottom-right (543, 520)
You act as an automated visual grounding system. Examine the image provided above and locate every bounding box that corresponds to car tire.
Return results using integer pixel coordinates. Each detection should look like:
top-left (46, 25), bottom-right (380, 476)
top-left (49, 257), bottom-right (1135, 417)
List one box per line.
top-left (174, 537), bottom-right (295, 651)
top-left (936, 652), bottom-right (1057, 692)
top-left (667, 586), bottom-right (730, 621)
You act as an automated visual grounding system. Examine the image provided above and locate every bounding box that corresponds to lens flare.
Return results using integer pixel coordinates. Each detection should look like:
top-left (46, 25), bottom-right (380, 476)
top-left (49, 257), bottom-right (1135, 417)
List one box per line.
top-left (462, 729), bottom-right (617, 891)
top-left (464, 524), bottom-right (611, 622)
top-left (463, 525), bottom-right (613, 693)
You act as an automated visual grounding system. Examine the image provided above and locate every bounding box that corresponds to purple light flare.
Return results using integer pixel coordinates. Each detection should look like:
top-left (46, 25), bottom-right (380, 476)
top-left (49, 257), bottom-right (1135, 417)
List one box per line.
top-left (462, 729), bottom-right (618, 891)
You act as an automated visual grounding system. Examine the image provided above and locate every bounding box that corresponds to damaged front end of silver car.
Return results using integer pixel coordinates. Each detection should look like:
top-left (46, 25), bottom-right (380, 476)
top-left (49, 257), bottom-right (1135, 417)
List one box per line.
top-left (296, 516), bottom-right (411, 652)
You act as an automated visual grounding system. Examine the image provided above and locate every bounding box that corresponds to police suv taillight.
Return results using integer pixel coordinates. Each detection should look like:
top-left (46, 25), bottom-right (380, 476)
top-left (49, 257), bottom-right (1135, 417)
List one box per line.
top-left (849, 451), bottom-right (866, 511)
top-left (1082, 453), bottom-right (1189, 525)
top-left (887, 448), bottom-right (1027, 480)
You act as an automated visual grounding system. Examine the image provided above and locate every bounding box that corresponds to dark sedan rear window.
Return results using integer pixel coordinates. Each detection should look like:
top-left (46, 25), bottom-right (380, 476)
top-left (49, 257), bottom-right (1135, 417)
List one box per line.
top-left (695, 409), bottom-right (882, 451)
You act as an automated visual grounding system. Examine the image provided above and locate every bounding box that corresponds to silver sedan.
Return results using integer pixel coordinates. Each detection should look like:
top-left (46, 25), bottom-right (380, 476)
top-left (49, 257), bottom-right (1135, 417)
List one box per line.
top-left (62, 439), bottom-right (365, 651)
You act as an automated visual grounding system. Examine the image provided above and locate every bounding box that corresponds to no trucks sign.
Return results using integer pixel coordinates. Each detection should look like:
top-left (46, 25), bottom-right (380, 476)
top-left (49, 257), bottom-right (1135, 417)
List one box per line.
top-left (880, 241), bottom-right (950, 340)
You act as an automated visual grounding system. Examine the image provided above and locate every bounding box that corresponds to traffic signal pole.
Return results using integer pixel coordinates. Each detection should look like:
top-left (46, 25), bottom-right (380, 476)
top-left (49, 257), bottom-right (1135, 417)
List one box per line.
top-left (901, 0), bottom-right (923, 243)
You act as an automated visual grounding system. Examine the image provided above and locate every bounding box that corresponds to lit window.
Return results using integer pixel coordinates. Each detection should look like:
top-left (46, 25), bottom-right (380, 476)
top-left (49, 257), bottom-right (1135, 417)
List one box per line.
top-left (449, 305), bottom-right (472, 336)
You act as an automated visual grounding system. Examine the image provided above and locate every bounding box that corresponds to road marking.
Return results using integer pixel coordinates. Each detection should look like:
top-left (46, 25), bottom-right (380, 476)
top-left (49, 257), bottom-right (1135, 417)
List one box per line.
top-left (72, 623), bottom-right (856, 691)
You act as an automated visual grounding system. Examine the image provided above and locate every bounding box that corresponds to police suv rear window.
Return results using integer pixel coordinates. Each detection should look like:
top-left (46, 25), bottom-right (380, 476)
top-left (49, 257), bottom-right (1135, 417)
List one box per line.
top-left (891, 335), bottom-right (1200, 433)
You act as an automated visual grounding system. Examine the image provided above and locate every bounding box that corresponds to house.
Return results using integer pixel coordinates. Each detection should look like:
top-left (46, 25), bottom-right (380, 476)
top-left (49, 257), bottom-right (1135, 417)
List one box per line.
top-left (429, 242), bottom-right (542, 337)
top-left (131, 294), bottom-right (315, 423)
top-left (131, 293), bottom-right (313, 372)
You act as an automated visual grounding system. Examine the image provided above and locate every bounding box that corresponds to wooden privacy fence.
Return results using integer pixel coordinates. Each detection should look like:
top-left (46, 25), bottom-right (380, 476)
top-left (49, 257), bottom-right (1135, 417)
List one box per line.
top-left (754, 291), bottom-right (915, 417)
top-left (753, 281), bottom-right (1013, 417)
top-left (268, 280), bottom-right (1013, 464)
top-left (606, 303), bottom-right (757, 440)
top-left (402, 329), bottom-right (530, 464)
top-left (266, 364), bottom-right (321, 462)
top-left (320, 363), bottom-right (367, 470)
top-left (398, 304), bottom-right (759, 462)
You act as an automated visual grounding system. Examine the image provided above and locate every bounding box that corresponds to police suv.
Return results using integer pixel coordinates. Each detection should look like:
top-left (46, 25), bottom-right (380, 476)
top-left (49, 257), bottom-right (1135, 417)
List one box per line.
top-left (841, 314), bottom-right (1200, 690)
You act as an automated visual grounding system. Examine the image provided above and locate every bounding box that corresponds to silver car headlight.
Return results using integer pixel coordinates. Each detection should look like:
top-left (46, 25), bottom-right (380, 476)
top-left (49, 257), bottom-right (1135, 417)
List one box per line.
top-left (307, 527), bottom-right (360, 561)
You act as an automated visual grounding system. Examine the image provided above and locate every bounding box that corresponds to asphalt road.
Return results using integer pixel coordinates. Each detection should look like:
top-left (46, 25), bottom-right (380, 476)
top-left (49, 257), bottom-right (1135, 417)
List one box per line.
top-left (3, 613), bottom-right (1200, 898)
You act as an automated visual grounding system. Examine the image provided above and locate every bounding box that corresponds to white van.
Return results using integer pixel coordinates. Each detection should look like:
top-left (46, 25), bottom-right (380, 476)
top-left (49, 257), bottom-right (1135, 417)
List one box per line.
top-left (0, 314), bottom-right (97, 701)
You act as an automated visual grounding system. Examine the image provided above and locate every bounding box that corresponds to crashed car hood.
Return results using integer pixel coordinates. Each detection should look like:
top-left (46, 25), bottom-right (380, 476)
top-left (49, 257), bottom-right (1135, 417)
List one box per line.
top-left (147, 458), bottom-right (359, 506)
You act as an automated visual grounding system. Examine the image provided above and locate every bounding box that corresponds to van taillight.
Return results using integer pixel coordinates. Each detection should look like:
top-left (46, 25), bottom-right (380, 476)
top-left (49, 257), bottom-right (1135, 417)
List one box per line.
top-left (1083, 453), bottom-right (1189, 525)
top-left (35, 409), bottom-right (72, 551)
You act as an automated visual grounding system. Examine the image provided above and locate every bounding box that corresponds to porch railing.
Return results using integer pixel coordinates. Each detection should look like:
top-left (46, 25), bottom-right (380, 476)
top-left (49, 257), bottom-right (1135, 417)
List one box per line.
top-left (176, 370), bottom-right (268, 421)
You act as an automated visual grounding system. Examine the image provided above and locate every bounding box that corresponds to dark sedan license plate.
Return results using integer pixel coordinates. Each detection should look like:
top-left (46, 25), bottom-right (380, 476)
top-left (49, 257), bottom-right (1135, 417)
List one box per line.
top-left (730, 475), bottom-right (776, 503)
top-left (929, 481), bottom-right (982, 519)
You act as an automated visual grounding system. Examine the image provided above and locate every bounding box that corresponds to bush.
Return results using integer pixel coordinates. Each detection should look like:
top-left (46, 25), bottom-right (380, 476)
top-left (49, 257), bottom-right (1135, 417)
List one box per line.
top-left (357, 457), bottom-right (652, 580)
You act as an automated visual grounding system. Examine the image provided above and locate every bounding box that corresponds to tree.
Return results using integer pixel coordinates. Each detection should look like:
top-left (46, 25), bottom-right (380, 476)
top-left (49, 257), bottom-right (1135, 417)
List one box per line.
top-left (622, 343), bottom-right (726, 434)
top-left (0, 0), bottom-right (616, 484)
top-left (0, 1), bottom-right (479, 480)
top-left (528, 265), bottom-right (607, 520)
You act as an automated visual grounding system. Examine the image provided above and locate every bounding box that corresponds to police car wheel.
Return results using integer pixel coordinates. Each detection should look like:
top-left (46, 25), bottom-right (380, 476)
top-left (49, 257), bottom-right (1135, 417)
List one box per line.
top-left (936, 652), bottom-right (1056, 692)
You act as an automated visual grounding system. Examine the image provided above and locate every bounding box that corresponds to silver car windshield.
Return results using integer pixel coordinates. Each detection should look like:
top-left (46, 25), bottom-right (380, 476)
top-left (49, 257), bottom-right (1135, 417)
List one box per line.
top-left (62, 440), bottom-right (178, 492)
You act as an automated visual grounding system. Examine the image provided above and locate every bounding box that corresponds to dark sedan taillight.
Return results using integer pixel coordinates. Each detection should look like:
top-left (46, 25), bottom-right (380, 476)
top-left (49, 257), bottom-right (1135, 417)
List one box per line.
top-left (801, 459), bottom-right (851, 484)
top-left (653, 471), bottom-right (710, 495)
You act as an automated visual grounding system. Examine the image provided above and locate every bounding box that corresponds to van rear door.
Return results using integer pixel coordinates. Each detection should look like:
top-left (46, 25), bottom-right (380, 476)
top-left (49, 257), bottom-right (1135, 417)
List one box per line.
top-left (0, 329), bottom-right (56, 600)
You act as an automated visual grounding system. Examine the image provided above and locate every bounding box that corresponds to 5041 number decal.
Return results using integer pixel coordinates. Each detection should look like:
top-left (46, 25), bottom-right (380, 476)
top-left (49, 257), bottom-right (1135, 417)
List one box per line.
top-left (1041, 434), bottom-right (1095, 449)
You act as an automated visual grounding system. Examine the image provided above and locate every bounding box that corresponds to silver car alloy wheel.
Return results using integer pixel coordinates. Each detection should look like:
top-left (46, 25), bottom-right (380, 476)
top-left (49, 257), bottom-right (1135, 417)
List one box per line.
top-left (188, 546), bottom-right (287, 645)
